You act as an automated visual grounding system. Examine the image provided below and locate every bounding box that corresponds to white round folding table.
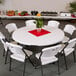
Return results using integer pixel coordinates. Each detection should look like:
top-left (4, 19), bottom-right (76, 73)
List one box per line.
top-left (12, 26), bottom-right (64, 46)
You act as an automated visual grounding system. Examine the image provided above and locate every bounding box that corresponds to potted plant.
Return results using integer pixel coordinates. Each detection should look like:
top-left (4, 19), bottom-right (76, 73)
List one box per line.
top-left (0, 0), bottom-right (2, 3)
top-left (69, 1), bottom-right (76, 14)
top-left (36, 13), bottom-right (43, 32)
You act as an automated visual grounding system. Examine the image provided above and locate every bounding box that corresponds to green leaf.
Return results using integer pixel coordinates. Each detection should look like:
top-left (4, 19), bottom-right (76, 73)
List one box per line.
top-left (36, 18), bottom-right (43, 28)
top-left (69, 2), bottom-right (76, 12)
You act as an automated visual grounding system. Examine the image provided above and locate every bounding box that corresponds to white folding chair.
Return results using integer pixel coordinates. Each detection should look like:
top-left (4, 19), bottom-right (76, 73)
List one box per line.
top-left (62, 38), bottom-right (76, 70)
top-left (0, 36), bottom-right (8, 64)
top-left (0, 32), bottom-right (17, 64)
top-left (0, 32), bottom-right (7, 56)
top-left (47, 20), bottom-right (60, 28)
top-left (25, 20), bottom-right (37, 28)
top-left (62, 24), bottom-right (76, 43)
top-left (0, 32), bottom-right (5, 39)
top-left (5, 23), bottom-right (18, 41)
top-left (5, 23), bottom-right (18, 33)
top-left (35, 44), bottom-right (63, 76)
top-left (6, 42), bottom-right (33, 76)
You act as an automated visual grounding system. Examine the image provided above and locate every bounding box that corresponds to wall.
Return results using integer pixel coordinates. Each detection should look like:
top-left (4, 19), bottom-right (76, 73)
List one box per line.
top-left (0, 0), bottom-right (74, 13)
top-left (0, 0), bottom-right (12, 10)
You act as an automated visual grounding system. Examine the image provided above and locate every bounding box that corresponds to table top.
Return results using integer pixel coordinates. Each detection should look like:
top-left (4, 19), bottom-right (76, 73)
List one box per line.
top-left (12, 26), bottom-right (64, 46)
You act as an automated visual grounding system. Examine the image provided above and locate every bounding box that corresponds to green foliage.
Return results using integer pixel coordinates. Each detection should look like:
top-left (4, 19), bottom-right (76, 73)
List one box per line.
top-left (0, 0), bottom-right (2, 3)
top-left (69, 1), bottom-right (76, 13)
top-left (36, 18), bottom-right (43, 28)
top-left (20, 11), bottom-right (27, 16)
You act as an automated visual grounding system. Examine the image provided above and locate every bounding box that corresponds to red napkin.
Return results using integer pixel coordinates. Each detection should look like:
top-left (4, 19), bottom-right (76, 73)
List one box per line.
top-left (28, 29), bottom-right (51, 37)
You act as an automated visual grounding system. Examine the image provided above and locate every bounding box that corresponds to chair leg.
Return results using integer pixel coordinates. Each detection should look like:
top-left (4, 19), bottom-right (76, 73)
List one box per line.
top-left (57, 53), bottom-right (60, 75)
top-left (5, 50), bottom-right (9, 64)
top-left (57, 60), bottom-right (60, 75)
top-left (23, 59), bottom-right (27, 76)
top-left (40, 63), bottom-right (43, 76)
top-left (9, 57), bottom-right (12, 71)
top-left (3, 49), bottom-right (5, 56)
top-left (63, 54), bottom-right (68, 70)
top-left (73, 51), bottom-right (76, 63)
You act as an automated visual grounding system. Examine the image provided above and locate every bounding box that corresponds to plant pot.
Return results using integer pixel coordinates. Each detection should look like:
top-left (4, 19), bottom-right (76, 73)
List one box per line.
top-left (37, 28), bottom-right (42, 33)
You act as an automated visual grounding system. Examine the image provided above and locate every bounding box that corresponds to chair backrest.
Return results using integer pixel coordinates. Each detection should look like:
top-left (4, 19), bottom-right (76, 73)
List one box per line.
top-left (5, 23), bottom-right (17, 33)
top-left (64, 24), bottom-right (76, 35)
top-left (0, 32), bottom-right (5, 39)
top-left (47, 20), bottom-right (60, 28)
top-left (0, 39), bottom-right (8, 51)
top-left (6, 42), bottom-right (24, 55)
top-left (0, 32), bottom-right (8, 51)
top-left (25, 20), bottom-right (37, 28)
top-left (41, 44), bottom-right (62, 57)
top-left (65, 38), bottom-right (76, 48)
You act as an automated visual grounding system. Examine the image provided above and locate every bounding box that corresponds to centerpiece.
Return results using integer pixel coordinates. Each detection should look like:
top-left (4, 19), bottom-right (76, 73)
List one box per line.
top-left (36, 13), bottom-right (43, 32)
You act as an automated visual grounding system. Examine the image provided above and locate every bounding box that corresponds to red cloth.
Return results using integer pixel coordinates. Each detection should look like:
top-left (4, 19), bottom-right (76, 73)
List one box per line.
top-left (28, 29), bottom-right (51, 37)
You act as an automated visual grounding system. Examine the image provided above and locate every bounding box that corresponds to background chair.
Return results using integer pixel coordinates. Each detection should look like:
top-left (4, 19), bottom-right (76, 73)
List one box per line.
top-left (6, 42), bottom-right (33, 76)
top-left (62, 24), bottom-right (76, 43)
top-left (47, 20), bottom-right (60, 28)
top-left (25, 20), bottom-right (37, 28)
top-left (5, 23), bottom-right (18, 33)
top-left (35, 44), bottom-right (63, 76)
top-left (62, 38), bottom-right (76, 70)
top-left (5, 23), bottom-right (18, 41)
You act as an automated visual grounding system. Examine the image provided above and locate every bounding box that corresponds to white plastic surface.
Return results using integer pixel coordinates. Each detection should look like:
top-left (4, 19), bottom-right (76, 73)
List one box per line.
top-left (12, 26), bottom-right (64, 46)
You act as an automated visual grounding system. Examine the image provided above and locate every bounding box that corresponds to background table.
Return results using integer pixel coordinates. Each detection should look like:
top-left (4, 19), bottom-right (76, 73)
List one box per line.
top-left (0, 15), bottom-right (76, 20)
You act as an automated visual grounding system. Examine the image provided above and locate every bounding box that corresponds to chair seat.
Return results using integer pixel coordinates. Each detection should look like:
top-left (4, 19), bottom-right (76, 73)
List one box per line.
top-left (11, 49), bottom-right (33, 62)
top-left (24, 49), bottom-right (33, 56)
top-left (62, 36), bottom-right (69, 43)
top-left (11, 54), bottom-right (25, 62)
top-left (64, 48), bottom-right (74, 56)
top-left (9, 44), bottom-right (33, 56)
top-left (11, 41), bottom-right (18, 44)
top-left (36, 53), bottom-right (58, 65)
